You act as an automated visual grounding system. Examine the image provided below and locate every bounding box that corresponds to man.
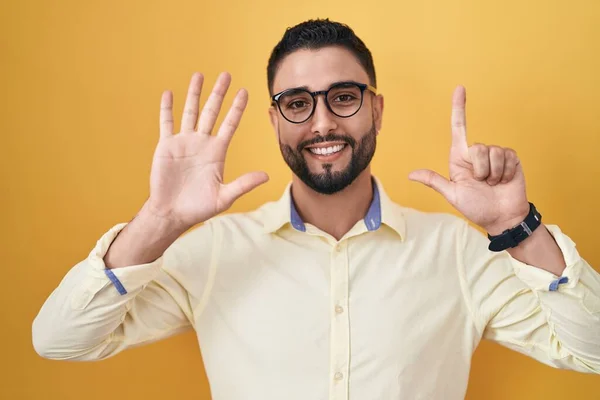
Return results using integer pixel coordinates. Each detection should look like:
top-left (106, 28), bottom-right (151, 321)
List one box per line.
top-left (33, 19), bottom-right (600, 400)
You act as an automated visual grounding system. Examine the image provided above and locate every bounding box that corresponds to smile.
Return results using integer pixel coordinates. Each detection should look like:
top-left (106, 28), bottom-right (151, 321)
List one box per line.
top-left (307, 144), bottom-right (347, 156)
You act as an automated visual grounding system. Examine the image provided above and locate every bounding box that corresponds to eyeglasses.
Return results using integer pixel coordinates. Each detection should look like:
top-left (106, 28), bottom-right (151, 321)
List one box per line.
top-left (271, 81), bottom-right (377, 124)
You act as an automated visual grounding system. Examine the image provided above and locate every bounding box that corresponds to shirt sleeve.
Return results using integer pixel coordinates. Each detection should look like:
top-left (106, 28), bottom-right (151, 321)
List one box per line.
top-left (459, 220), bottom-right (600, 374)
top-left (32, 220), bottom-right (218, 361)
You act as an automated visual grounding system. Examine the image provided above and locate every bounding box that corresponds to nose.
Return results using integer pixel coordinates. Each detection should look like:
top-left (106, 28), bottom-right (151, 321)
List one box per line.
top-left (310, 95), bottom-right (338, 136)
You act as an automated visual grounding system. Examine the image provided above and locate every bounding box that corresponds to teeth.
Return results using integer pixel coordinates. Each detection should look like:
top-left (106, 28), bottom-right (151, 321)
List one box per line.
top-left (309, 144), bottom-right (345, 156)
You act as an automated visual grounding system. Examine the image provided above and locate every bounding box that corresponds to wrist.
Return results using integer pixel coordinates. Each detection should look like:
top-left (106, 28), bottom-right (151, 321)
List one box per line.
top-left (138, 200), bottom-right (190, 236)
top-left (484, 203), bottom-right (531, 236)
top-left (104, 204), bottom-right (188, 269)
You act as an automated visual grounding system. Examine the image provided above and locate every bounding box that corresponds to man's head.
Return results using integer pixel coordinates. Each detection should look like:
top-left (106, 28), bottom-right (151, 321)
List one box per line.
top-left (267, 19), bottom-right (384, 195)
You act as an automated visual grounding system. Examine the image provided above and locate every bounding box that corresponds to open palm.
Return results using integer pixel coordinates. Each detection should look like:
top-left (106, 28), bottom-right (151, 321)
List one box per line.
top-left (147, 72), bottom-right (268, 229)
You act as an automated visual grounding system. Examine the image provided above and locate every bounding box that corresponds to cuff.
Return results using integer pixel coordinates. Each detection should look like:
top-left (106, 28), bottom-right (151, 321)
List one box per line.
top-left (86, 223), bottom-right (164, 296)
top-left (511, 224), bottom-right (583, 292)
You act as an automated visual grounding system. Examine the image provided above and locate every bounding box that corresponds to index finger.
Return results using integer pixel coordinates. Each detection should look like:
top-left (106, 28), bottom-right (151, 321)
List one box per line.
top-left (216, 88), bottom-right (248, 144)
top-left (451, 85), bottom-right (468, 153)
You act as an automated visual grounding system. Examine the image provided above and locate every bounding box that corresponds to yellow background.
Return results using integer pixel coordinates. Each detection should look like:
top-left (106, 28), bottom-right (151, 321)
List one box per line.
top-left (2, 0), bottom-right (599, 398)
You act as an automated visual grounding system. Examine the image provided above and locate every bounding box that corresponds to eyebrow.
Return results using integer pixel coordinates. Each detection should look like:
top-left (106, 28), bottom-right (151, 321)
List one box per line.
top-left (283, 80), bottom-right (361, 92)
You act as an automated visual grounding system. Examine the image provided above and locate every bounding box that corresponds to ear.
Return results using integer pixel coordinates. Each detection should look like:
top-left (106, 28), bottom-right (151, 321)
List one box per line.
top-left (373, 94), bottom-right (384, 134)
top-left (268, 105), bottom-right (279, 139)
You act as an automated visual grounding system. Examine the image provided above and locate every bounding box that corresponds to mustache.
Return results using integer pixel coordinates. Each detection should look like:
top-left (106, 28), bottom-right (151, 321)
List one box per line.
top-left (297, 133), bottom-right (357, 153)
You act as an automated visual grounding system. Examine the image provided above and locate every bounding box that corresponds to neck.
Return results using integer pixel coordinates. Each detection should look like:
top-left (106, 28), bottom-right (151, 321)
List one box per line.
top-left (290, 169), bottom-right (374, 241)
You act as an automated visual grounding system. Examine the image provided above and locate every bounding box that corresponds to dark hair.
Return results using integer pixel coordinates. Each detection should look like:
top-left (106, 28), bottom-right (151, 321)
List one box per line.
top-left (267, 19), bottom-right (377, 95)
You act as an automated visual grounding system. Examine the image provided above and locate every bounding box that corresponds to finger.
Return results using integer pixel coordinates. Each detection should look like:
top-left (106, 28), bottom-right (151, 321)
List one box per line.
top-left (216, 88), bottom-right (248, 144)
top-left (408, 169), bottom-right (455, 203)
top-left (180, 72), bottom-right (204, 132)
top-left (501, 148), bottom-right (519, 183)
top-left (219, 171), bottom-right (269, 208)
top-left (159, 90), bottom-right (174, 138)
top-left (486, 146), bottom-right (505, 185)
top-left (468, 144), bottom-right (490, 181)
top-left (450, 86), bottom-right (469, 155)
top-left (197, 72), bottom-right (232, 135)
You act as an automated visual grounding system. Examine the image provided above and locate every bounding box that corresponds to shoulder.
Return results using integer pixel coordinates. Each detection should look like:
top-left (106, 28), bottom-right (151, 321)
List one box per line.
top-left (163, 201), bottom-right (277, 273)
top-left (398, 205), bottom-right (469, 237)
top-left (205, 199), bottom-right (280, 238)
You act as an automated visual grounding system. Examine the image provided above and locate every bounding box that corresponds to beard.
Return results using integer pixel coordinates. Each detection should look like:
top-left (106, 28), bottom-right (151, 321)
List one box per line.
top-left (279, 123), bottom-right (377, 195)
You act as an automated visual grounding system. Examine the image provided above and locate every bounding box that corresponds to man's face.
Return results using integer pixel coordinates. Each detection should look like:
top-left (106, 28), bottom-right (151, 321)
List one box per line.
top-left (269, 47), bottom-right (383, 195)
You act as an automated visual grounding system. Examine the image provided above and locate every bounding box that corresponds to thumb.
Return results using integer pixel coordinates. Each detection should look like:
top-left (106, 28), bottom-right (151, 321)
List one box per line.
top-left (219, 171), bottom-right (270, 208)
top-left (408, 169), bottom-right (454, 202)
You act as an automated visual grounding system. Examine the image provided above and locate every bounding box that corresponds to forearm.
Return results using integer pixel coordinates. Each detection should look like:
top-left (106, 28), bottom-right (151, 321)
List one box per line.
top-left (525, 259), bottom-right (600, 373)
top-left (104, 201), bottom-right (188, 269)
top-left (467, 220), bottom-right (600, 373)
top-left (506, 225), bottom-right (600, 372)
top-left (32, 218), bottom-right (199, 361)
top-left (483, 262), bottom-right (600, 373)
top-left (505, 225), bottom-right (566, 276)
top-left (33, 261), bottom-right (139, 360)
top-left (33, 223), bottom-right (167, 360)
top-left (487, 210), bottom-right (566, 276)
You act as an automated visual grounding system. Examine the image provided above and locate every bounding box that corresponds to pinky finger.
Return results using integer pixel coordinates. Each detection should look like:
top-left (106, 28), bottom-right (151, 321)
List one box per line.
top-left (160, 90), bottom-right (174, 138)
top-left (501, 149), bottom-right (519, 183)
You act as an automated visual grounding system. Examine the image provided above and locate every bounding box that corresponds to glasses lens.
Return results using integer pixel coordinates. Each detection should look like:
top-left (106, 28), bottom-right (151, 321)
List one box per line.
top-left (327, 83), bottom-right (363, 117)
top-left (278, 89), bottom-right (314, 123)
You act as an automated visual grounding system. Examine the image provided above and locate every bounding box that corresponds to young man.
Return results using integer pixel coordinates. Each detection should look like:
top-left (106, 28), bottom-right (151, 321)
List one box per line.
top-left (33, 19), bottom-right (600, 400)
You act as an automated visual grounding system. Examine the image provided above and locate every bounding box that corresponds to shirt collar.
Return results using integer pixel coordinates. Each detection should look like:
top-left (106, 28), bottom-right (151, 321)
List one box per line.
top-left (261, 176), bottom-right (405, 239)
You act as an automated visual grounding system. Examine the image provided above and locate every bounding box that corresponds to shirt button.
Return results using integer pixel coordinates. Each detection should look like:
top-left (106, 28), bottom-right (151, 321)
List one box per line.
top-left (334, 372), bottom-right (344, 381)
top-left (335, 305), bottom-right (344, 314)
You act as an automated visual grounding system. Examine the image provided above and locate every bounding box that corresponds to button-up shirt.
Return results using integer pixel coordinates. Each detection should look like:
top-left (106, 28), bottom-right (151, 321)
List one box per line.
top-left (33, 178), bottom-right (600, 400)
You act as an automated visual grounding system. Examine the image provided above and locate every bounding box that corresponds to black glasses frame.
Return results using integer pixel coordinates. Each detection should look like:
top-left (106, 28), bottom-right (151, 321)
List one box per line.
top-left (271, 81), bottom-right (378, 124)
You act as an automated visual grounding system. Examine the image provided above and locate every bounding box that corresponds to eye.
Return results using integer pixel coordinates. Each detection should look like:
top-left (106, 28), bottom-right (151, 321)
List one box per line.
top-left (333, 94), bottom-right (357, 103)
top-left (286, 100), bottom-right (311, 110)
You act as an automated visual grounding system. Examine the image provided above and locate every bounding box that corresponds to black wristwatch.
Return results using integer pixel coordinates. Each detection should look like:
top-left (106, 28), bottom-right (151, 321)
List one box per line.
top-left (487, 203), bottom-right (542, 252)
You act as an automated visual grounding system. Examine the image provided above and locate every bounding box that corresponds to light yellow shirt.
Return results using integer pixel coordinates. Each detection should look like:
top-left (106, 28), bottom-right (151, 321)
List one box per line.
top-left (33, 178), bottom-right (600, 400)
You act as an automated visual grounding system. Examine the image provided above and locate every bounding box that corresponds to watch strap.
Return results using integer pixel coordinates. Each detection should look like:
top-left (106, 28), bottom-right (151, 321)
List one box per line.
top-left (487, 203), bottom-right (542, 252)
